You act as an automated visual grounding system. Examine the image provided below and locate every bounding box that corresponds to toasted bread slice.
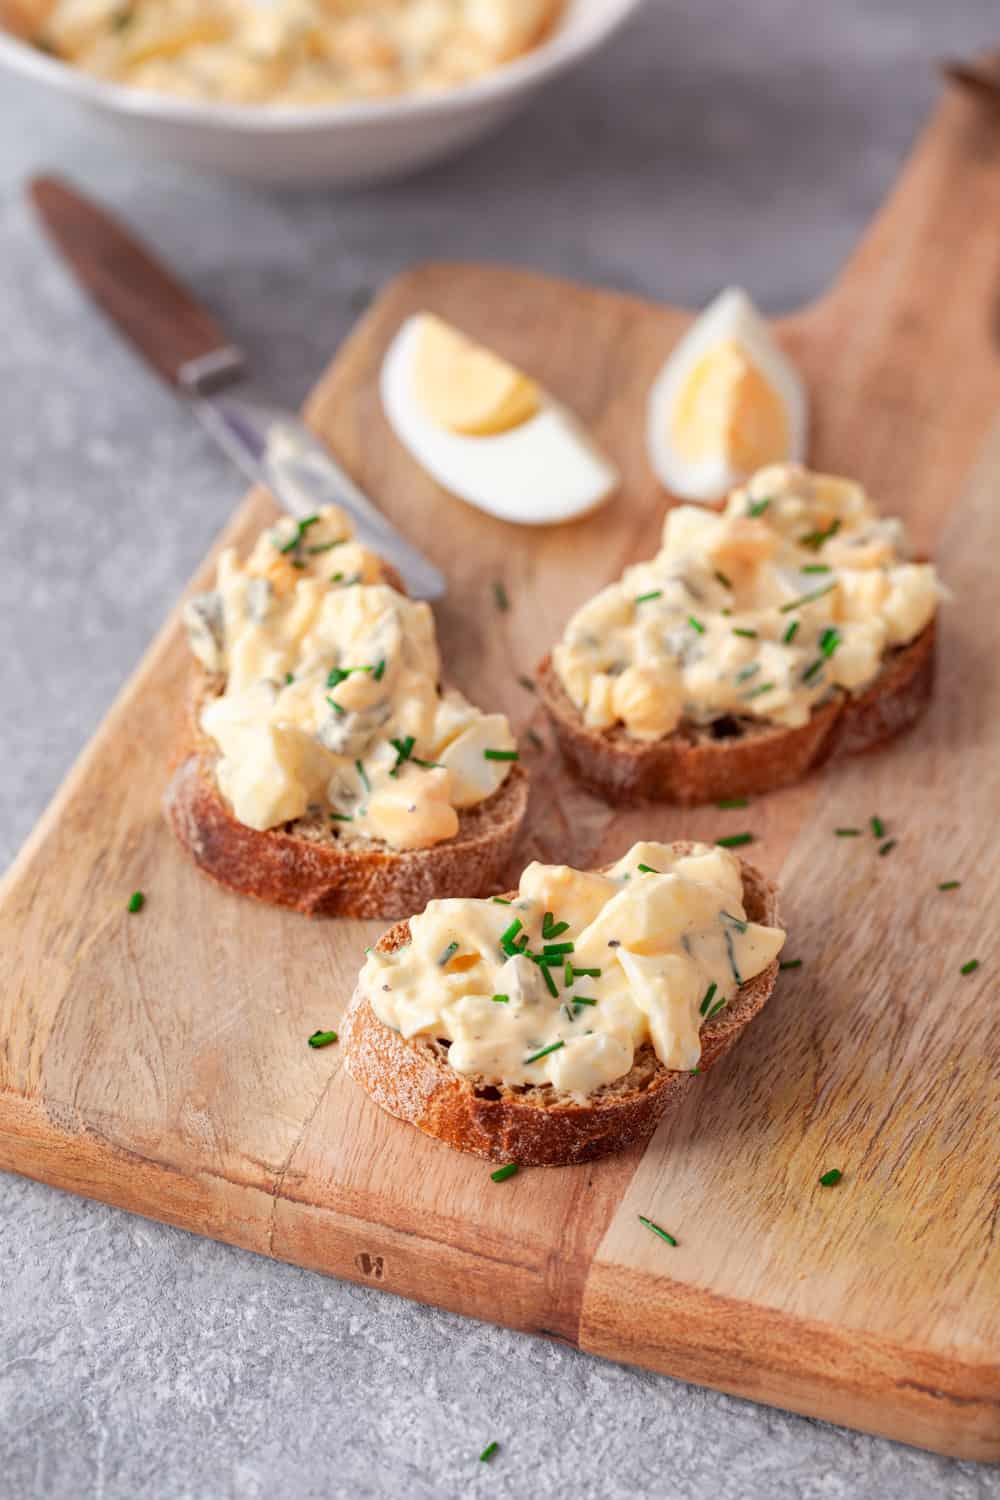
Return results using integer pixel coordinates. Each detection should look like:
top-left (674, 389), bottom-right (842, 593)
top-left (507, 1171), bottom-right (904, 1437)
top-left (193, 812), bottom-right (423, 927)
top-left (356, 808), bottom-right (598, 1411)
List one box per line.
top-left (163, 669), bottom-right (529, 920)
top-left (535, 621), bottom-right (935, 806)
top-left (342, 849), bottom-right (780, 1166)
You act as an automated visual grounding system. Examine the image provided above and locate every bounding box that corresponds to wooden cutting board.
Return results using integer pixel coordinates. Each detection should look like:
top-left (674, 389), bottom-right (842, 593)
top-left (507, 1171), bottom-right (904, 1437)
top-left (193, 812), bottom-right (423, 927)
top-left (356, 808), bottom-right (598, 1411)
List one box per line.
top-left (2, 74), bottom-right (1000, 1462)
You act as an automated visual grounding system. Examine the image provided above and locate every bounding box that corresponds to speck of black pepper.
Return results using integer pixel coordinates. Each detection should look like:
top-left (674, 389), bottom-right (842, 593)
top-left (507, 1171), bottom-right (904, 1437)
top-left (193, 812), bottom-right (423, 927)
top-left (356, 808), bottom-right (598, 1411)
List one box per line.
top-left (382, 984), bottom-right (391, 992)
top-left (608, 939), bottom-right (621, 948)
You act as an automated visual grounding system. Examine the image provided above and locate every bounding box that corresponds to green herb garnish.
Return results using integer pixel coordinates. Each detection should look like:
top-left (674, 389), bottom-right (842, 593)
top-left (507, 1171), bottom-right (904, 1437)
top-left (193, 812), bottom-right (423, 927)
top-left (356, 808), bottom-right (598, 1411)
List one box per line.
top-left (634, 590), bottom-right (663, 605)
top-left (570, 966), bottom-right (601, 978)
top-left (538, 964), bottom-right (559, 998)
top-left (783, 619), bottom-right (800, 644)
top-left (780, 959), bottom-right (802, 970)
top-left (484, 748), bottom-right (519, 761)
top-left (278, 514), bottom-right (319, 554)
top-left (870, 815), bottom-right (885, 838)
top-left (801, 563), bottom-right (831, 574)
top-left (542, 941), bottom-right (574, 956)
top-left (127, 890), bottom-right (144, 914)
top-left (492, 896), bottom-right (512, 905)
top-left (389, 735), bottom-right (416, 775)
top-left (698, 982), bottom-right (717, 1016)
top-left (308, 1030), bottom-right (337, 1049)
top-left (438, 941), bottom-right (460, 967)
top-left (355, 759), bottom-right (371, 795)
top-left (746, 682), bottom-right (776, 699)
top-left (638, 1215), bottom-right (678, 1246)
top-left (748, 497), bottom-right (771, 517)
top-left (637, 863), bottom-right (660, 875)
top-left (326, 695), bottom-right (346, 717)
top-left (490, 1164), bottom-right (517, 1183)
top-left (687, 615), bottom-right (706, 634)
top-left (330, 572), bottom-right (344, 584)
top-left (305, 538), bottom-right (345, 555)
top-left (373, 658), bottom-right (386, 682)
top-left (330, 812), bottom-right (353, 823)
top-left (937, 881), bottom-right (961, 891)
top-left (736, 663), bottom-right (760, 683)
top-left (714, 569), bottom-right (732, 589)
top-left (732, 627), bottom-right (758, 639)
top-left (716, 833), bottom-right (754, 848)
top-left (720, 910), bottom-right (748, 933)
top-left (572, 996), bottom-right (598, 1007)
top-left (818, 1168), bottom-right (842, 1187)
top-left (820, 627), bottom-right (841, 658)
top-left (327, 664), bottom-right (373, 689)
top-left (491, 994), bottom-right (510, 1004)
top-left (878, 839), bottom-right (896, 857)
top-left (705, 998), bottom-right (727, 1020)
top-left (500, 918), bottom-right (523, 950)
top-left (284, 672), bottom-right (294, 684)
top-left (835, 827), bottom-right (861, 837)
top-left (479, 1441), bottom-right (500, 1463)
top-left (542, 912), bottom-right (570, 940)
top-left (960, 959), bottom-right (980, 975)
top-left (717, 797), bottom-right (748, 809)
top-left (800, 518), bottom-right (841, 550)
top-left (801, 658), bottom-right (824, 683)
top-left (524, 1040), bottom-right (565, 1064)
top-left (779, 583), bottom-right (836, 613)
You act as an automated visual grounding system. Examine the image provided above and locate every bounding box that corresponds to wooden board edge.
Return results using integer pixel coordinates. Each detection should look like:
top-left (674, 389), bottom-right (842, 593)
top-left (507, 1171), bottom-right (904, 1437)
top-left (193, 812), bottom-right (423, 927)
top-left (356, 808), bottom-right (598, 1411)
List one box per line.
top-left (578, 1263), bottom-right (1000, 1461)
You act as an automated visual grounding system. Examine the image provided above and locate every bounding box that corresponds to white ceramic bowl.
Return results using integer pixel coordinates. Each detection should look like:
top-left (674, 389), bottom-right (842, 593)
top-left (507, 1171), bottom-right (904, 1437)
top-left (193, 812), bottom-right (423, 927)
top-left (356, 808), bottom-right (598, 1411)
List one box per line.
top-left (0, 0), bottom-right (643, 185)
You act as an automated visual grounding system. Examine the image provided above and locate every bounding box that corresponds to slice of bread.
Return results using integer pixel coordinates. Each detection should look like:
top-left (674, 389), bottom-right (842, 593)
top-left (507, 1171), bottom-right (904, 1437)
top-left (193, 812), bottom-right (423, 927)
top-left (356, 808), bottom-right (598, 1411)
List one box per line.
top-left (535, 620), bottom-right (935, 806)
top-left (342, 849), bottom-right (780, 1166)
top-left (163, 669), bottom-right (529, 920)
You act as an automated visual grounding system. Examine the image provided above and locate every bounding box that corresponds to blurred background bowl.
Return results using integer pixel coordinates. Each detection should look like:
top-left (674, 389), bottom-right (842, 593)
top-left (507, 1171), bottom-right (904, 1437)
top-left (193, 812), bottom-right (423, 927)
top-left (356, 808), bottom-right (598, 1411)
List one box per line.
top-left (0, 0), bottom-right (643, 186)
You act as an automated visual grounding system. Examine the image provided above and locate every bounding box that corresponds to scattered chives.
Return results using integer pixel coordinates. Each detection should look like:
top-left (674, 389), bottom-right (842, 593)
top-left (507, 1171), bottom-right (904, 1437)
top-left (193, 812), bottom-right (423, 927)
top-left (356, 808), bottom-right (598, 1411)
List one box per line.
top-left (780, 959), bottom-right (803, 970)
top-left (438, 941), bottom-right (459, 967)
top-left (688, 615), bottom-right (706, 634)
top-left (835, 827), bottom-right (861, 837)
top-left (736, 663), bottom-right (760, 683)
top-left (717, 832), bottom-right (754, 848)
top-left (637, 863), bottom-right (660, 874)
top-left (524, 1040), bottom-right (565, 1064)
top-left (330, 572), bottom-right (344, 583)
top-left (960, 959), bottom-right (979, 976)
top-left (714, 570), bottom-right (732, 589)
top-left (355, 759), bottom-right (371, 794)
top-left (479, 1441), bottom-right (499, 1463)
top-left (278, 514), bottom-right (319, 553)
top-left (820, 627), bottom-right (841, 658)
top-left (127, 890), bottom-right (144, 914)
top-left (493, 580), bottom-right (510, 612)
top-left (284, 672), bottom-right (294, 684)
top-left (305, 539), bottom-right (344, 554)
top-left (389, 735), bottom-right (416, 775)
top-left (492, 896), bottom-right (512, 905)
top-left (542, 912), bottom-right (569, 939)
top-left (635, 590), bottom-right (663, 605)
top-left (800, 519), bottom-right (841, 550)
top-left (572, 996), bottom-right (598, 1007)
top-left (878, 839), bottom-right (896, 857)
top-left (571, 966), bottom-right (601, 978)
top-left (542, 941), bottom-right (574, 956)
top-left (308, 1030), bottom-right (337, 1049)
top-left (720, 910), bottom-right (748, 933)
top-left (373, 658), bottom-right (386, 681)
top-left (802, 563), bottom-right (831, 574)
top-left (326, 695), bottom-right (346, 717)
top-left (783, 619), bottom-right (800, 644)
top-left (705, 998), bottom-right (727, 1020)
top-left (500, 918), bottom-right (522, 949)
top-left (539, 965), bottom-right (559, 999)
top-left (748, 497), bottom-right (771, 517)
top-left (717, 797), bottom-right (748, 809)
top-left (746, 682), bottom-right (776, 698)
top-left (638, 1215), bottom-right (678, 1246)
top-left (779, 583), bottom-right (836, 613)
top-left (490, 1164), bottom-right (517, 1183)
top-left (491, 994), bottom-right (510, 1004)
top-left (732, 627), bottom-right (758, 639)
top-left (801, 658), bottom-right (824, 683)
top-left (484, 748), bottom-right (519, 761)
top-left (699, 982), bottom-right (717, 1016)
top-left (870, 815), bottom-right (885, 838)
top-left (330, 812), bottom-right (353, 823)
top-left (937, 881), bottom-right (961, 891)
top-left (818, 1168), bottom-right (842, 1187)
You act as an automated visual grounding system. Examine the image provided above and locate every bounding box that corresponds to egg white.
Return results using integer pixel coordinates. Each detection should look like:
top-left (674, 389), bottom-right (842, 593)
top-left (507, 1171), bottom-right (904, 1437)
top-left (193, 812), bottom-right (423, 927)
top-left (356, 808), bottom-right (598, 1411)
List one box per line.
top-left (646, 287), bottom-right (807, 503)
top-left (380, 316), bottom-right (619, 526)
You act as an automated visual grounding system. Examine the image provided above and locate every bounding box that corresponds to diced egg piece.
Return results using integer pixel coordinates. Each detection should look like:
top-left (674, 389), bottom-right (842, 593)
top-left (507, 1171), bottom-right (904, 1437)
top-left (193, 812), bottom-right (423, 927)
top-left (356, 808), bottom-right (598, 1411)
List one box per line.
top-left (381, 313), bottom-right (619, 525)
top-left (646, 287), bottom-right (807, 504)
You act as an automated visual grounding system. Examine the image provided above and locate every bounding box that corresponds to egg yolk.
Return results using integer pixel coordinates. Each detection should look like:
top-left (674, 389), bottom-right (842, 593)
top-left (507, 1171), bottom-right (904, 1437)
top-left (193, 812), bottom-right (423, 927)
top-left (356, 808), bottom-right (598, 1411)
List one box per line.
top-left (669, 338), bottom-right (790, 472)
top-left (412, 314), bottom-right (541, 436)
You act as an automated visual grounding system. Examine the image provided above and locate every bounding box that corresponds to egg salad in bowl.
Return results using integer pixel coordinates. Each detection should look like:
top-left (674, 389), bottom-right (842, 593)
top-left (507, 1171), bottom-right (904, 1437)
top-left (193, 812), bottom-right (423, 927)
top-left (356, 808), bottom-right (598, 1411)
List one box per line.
top-left (183, 504), bottom-right (519, 851)
top-left (552, 463), bottom-right (942, 742)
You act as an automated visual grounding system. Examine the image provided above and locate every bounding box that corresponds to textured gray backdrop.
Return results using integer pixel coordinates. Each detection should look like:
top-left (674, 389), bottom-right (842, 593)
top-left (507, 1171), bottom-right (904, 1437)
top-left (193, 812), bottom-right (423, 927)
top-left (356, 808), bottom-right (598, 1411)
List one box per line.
top-left (2, 3), bottom-right (998, 1497)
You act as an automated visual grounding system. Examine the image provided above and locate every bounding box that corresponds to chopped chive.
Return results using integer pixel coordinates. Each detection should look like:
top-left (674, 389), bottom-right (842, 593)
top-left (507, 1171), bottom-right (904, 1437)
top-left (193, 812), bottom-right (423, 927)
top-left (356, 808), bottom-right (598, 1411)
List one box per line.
top-left (572, 996), bottom-right (598, 1006)
top-left (330, 812), bottom-right (353, 823)
top-left (638, 1215), bottom-right (678, 1246)
top-left (326, 695), bottom-right (346, 716)
top-left (687, 614), bottom-right (706, 634)
top-left (835, 827), bottom-right (861, 837)
top-left (960, 959), bottom-right (980, 975)
top-left (699, 982), bottom-right (717, 1016)
top-left (571, 966), bottom-right (601, 978)
top-left (732, 627), bottom-right (758, 638)
top-left (330, 572), bottom-right (344, 583)
top-left (284, 672), bottom-right (294, 684)
top-left (355, 759), bottom-right (371, 795)
top-left (736, 663), bottom-right (760, 683)
top-left (717, 833), bottom-right (754, 848)
top-left (492, 896), bottom-right (512, 905)
top-left (127, 890), bottom-right (144, 914)
top-left (327, 664), bottom-right (372, 689)
top-left (308, 1029), bottom-right (337, 1049)
top-left (783, 619), bottom-right (800, 644)
top-left (870, 815), bottom-right (885, 838)
top-left (937, 881), bottom-right (961, 891)
top-left (493, 580), bottom-right (510, 612)
top-left (389, 735), bottom-right (416, 775)
top-left (438, 941), bottom-right (460, 967)
top-left (305, 539), bottom-right (345, 554)
top-left (635, 590), bottom-right (663, 605)
top-left (705, 998), bottom-right (727, 1020)
top-left (717, 797), bottom-right (748, 809)
top-left (564, 960), bottom-right (573, 987)
top-left (801, 658), bottom-right (824, 683)
top-left (278, 514), bottom-right (319, 553)
top-left (517, 674), bottom-right (536, 692)
top-left (748, 497), bottom-right (771, 517)
top-left (542, 942), bottom-right (574, 958)
top-left (490, 1164), bottom-right (517, 1183)
top-left (720, 910), bottom-right (748, 933)
top-left (801, 563), bottom-right (831, 574)
top-left (491, 994), bottom-right (510, 1004)
top-left (779, 583), bottom-right (836, 613)
top-left (524, 1039), bottom-right (565, 1064)
top-left (500, 918), bottom-right (522, 949)
top-left (820, 627), bottom-right (841, 658)
top-left (780, 959), bottom-right (803, 970)
top-left (636, 863), bottom-right (660, 874)
top-left (542, 912), bottom-right (570, 940)
top-left (746, 682), bottom-right (776, 699)
top-left (800, 518), bottom-right (841, 550)
top-left (479, 1441), bottom-right (499, 1463)
top-left (373, 658), bottom-right (386, 681)
top-left (878, 839), bottom-right (896, 857)
top-left (484, 748), bottom-right (519, 761)
top-left (818, 1168), bottom-right (842, 1187)
top-left (714, 569), bottom-right (732, 589)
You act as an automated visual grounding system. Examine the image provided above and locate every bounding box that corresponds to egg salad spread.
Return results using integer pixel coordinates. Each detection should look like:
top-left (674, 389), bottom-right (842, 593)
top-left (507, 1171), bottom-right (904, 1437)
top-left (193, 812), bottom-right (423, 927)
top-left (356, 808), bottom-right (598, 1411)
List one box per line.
top-left (553, 463), bottom-right (942, 741)
top-left (183, 505), bottom-right (517, 849)
top-left (364, 841), bottom-right (785, 1096)
top-left (33, 0), bottom-right (561, 106)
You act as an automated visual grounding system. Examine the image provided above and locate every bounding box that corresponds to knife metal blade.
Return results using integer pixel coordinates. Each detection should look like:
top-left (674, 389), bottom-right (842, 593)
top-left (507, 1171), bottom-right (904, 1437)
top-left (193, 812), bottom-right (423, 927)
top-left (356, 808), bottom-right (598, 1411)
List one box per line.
top-left (29, 173), bottom-right (445, 601)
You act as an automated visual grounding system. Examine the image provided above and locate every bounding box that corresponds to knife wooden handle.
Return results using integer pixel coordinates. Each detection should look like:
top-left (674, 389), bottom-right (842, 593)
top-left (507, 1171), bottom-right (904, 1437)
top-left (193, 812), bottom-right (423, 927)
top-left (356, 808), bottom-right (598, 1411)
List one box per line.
top-left (29, 174), bottom-right (244, 390)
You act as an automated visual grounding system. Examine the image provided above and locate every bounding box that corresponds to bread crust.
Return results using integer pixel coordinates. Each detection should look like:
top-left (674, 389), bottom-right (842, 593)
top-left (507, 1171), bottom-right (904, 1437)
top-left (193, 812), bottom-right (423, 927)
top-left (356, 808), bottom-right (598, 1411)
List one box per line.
top-left (342, 851), bottom-right (781, 1166)
top-left (535, 620), bottom-right (935, 805)
top-left (163, 670), bottom-right (529, 920)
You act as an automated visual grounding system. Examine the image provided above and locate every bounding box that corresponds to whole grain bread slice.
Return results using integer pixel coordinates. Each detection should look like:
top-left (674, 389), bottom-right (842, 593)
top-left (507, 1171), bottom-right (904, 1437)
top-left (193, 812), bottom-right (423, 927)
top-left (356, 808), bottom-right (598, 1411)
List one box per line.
top-left (535, 620), bottom-right (935, 805)
top-left (342, 849), bottom-right (780, 1166)
top-left (163, 669), bottom-right (529, 920)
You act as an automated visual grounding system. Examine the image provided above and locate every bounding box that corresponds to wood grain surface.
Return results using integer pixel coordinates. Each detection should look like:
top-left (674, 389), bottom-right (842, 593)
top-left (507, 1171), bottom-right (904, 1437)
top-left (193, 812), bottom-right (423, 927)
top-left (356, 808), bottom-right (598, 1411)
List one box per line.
top-left (2, 74), bottom-right (999, 1460)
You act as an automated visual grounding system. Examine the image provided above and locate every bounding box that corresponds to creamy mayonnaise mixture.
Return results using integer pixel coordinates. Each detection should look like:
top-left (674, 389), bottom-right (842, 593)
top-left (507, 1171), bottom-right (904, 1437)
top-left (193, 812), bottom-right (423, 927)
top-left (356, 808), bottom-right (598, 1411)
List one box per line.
top-left (553, 463), bottom-right (942, 740)
top-left (33, 0), bottom-right (560, 105)
top-left (183, 505), bottom-right (516, 848)
top-left (364, 841), bottom-right (785, 1096)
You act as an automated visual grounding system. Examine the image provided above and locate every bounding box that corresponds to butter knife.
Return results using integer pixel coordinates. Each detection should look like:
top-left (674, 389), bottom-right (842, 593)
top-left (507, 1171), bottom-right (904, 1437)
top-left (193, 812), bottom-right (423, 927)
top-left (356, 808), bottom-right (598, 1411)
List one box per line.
top-left (29, 174), bottom-right (446, 602)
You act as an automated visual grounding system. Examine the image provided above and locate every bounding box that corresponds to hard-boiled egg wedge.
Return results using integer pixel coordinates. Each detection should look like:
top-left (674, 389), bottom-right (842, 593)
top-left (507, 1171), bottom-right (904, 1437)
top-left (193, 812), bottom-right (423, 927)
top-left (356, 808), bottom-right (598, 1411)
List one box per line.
top-left (647, 287), bottom-right (807, 504)
top-left (380, 312), bottom-right (619, 525)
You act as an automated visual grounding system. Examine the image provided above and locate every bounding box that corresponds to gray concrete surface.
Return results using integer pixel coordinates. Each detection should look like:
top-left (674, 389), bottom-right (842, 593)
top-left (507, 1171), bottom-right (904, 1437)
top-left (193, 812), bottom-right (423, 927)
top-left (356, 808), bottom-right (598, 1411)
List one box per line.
top-left (2, 3), bottom-right (999, 1496)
